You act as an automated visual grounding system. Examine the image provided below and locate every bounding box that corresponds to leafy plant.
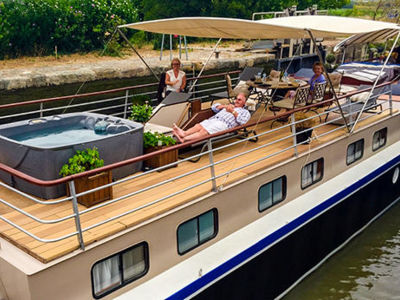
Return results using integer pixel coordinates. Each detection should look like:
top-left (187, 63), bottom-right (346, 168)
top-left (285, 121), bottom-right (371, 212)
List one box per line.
top-left (130, 103), bottom-right (152, 123)
top-left (143, 131), bottom-right (176, 149)
top-left (326, 53), bottom-right (336, 64)
top-left (59, 147), bottom-right (104, 177)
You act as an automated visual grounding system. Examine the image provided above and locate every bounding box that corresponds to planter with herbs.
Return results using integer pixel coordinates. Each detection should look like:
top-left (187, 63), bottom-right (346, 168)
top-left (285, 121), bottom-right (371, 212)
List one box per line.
top-left (59, 147), bottom-right (112, 207)
top-left (143, 132), bottom-right (177, 170)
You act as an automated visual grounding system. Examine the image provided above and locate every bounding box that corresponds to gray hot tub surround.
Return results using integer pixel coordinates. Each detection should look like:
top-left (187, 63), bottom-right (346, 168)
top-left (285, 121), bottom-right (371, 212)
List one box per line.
top-left (0, 112), bottom-right (143, 199)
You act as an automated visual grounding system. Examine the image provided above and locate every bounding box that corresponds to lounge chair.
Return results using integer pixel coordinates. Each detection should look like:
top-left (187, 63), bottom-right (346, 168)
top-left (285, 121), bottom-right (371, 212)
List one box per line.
top-left (144, 92), bottom-right (192, 134)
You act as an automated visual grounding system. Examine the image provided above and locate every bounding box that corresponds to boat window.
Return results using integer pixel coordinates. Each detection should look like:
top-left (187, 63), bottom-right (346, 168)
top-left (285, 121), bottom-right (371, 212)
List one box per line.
top-left (301, 158), bottom-right (324, 189)
top-left (347, 139), bottom-right (364, 165)
top-left (91, 242), bottom-right (149, 298)
top-left (372, 128), bottom-right (387, 151)
top-left (177, 209), bottom-right (218, 255)
top-left (258, 176), bottom-right (287, 212)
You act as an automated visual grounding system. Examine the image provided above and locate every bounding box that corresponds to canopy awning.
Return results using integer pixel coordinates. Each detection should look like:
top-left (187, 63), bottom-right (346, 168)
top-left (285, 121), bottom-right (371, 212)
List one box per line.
top-left (120, 16), bottom-right (400, 40)
top-left (334, 28), bottom-right (400, 51)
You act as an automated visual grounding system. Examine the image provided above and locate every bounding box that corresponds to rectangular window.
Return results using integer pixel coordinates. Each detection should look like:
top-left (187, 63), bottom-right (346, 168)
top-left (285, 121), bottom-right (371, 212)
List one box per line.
top-left (372, 128), bottom-right (387, 151)
top-left (177, 209), bottom-right (217, 255)
top-left (347, 139), bottom-right (364, 165)
top-left (258, 176), bottom-right (287, 212)
top-left (92, 242), bottom-right (148, 298)
top-left (301, 158), bottom-right (324, 189)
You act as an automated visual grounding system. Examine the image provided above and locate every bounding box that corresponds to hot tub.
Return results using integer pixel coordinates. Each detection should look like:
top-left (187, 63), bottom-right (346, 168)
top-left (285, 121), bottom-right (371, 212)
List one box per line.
top-left (0, 112), bottom-right (143, 199)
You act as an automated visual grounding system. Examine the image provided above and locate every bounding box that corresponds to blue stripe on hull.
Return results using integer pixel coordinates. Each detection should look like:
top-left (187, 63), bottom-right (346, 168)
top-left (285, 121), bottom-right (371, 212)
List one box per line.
top-left (167, 154), bottom-right (400, 299)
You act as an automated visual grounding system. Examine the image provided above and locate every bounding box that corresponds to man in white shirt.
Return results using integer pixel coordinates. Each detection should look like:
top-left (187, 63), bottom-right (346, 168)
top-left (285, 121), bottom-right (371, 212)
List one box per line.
top-left (173, 93), bottom-right (250, 143)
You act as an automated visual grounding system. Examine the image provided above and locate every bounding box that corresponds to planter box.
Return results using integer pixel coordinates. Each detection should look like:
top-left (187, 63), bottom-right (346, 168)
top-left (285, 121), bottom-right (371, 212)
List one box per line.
top-left (144, 146), bottom-right (178, 170)
top-left (68, 171), bottom-right (113, 207)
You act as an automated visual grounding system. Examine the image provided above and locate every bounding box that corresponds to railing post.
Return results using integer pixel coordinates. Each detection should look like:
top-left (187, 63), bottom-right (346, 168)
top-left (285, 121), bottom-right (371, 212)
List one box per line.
top-left (40, 102), bottom-right (43, 118)
top-left (124, 90), bottom-right (129, 119)
top-left (68, 181), bottom-right (85, 250)
top-left (290, 113), bottom-right (298, 157)
top-left (389, 86), bottom-right (393, 115)
top-left (207, 139), bottom-right (218, 192)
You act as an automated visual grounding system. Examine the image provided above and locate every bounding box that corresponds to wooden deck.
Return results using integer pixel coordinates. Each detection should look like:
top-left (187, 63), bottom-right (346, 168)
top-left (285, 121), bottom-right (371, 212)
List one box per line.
top-left (0, 104), bottom-right (394, 263)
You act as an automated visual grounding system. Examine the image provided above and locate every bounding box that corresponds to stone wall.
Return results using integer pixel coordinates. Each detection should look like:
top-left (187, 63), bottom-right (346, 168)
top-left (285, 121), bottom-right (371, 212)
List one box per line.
top-left (0, 54), bottom-right (274, 91)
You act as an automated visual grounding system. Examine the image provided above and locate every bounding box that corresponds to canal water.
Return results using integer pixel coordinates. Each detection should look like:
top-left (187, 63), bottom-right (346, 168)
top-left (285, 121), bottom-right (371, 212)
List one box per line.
top-left (284, 199), bottom-right (400, 300)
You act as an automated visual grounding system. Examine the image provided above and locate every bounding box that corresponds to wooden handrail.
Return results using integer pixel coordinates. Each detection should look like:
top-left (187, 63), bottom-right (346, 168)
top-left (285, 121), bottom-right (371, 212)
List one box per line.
top-left (0, 79), bottom-right (395, 187)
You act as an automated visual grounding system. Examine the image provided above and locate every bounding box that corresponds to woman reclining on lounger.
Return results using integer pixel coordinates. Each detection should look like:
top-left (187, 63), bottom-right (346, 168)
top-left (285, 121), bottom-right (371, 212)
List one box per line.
top-left (173, 93), bottom-right (251, 143)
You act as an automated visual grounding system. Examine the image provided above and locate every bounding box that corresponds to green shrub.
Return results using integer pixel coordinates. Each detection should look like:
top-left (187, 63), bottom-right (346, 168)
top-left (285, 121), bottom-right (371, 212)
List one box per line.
top-left (59, 147), bottom-right (104, 177)
top-left (0, 0), bottom-right (138, 58)
top-left (130, 103), bottom-right (152, 123)
top-left (143, 131), bottom-right (176, 149)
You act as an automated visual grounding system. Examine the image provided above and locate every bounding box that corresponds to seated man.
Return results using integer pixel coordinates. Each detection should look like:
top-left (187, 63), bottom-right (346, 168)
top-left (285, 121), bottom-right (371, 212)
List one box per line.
top-left (173, 93), bottom-right (251, 143)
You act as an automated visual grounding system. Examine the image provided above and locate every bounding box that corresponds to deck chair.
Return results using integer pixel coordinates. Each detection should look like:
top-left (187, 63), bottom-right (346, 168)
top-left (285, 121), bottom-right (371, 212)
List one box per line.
top-left (325, 85), bottom-right (384, 124)
top-left (144, 92), bottom-right (192, 134)
top-left (271, 85), bottom-right (310, 111)
top-left (210, 67), bottom-right (264, 101)
top-left (270, 86), bottom-right (310, 127)
top-left (307, 82), bottom-right (327, 122)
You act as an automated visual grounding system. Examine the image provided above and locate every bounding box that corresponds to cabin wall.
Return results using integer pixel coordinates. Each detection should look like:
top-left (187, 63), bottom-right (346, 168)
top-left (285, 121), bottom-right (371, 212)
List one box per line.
top-left (22, 115), bottom-right (400, 300)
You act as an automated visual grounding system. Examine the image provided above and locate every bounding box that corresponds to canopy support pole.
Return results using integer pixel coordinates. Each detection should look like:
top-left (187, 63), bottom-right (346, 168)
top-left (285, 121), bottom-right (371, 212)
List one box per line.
top-left (350, 31), bottom-right (400, 134)
top-left (306, 29), bottom-right (350, 132)
top-left (160, 34), bottom-right (165, 61)
top-left (188, 38), bottom-right (222, 93)
top-left (117, 27), bottom-right (159, 81)
top-left (184, 36), bottom-right (189, 60)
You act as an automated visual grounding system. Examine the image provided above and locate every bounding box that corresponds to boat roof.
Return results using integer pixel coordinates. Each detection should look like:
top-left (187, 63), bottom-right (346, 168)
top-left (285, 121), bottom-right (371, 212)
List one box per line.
top-left (120, 16), bottom-right (400, 39)
top-left (334, 28), bottom-right (400, 51)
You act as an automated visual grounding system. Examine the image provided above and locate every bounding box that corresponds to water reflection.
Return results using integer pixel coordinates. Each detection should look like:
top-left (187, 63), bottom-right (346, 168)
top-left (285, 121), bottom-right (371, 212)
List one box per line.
top-left (284, 201), bottom-right (400, 300)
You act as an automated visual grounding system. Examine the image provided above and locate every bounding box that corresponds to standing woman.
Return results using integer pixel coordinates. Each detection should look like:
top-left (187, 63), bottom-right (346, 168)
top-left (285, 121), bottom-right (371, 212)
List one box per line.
top-left (165, 58), bottom-right (186, 94)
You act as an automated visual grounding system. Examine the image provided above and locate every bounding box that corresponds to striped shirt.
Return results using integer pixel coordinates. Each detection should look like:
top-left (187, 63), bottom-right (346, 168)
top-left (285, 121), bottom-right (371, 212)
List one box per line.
top-left (210, 103), bottom-right (251, 128)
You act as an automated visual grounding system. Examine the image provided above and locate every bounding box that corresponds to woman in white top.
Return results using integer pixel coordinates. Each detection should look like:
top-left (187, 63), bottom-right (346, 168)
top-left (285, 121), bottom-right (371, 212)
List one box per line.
top-left (165, 58), bottom-right (186, 94)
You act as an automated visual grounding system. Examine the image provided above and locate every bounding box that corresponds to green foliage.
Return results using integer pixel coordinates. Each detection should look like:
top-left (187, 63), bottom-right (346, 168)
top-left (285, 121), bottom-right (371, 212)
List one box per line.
top-left (130, 103), bottom-right (152, 123)
top-left (0, 0), bottom-right (138, 58)
top-left (131, 94), bottom-right (150, 105)
top-left (59, 147), bottom-right (104, 177)
top-left (143, 131), bottom-right (176, 149)
top-left (326, 53), bottom-right (336, 64)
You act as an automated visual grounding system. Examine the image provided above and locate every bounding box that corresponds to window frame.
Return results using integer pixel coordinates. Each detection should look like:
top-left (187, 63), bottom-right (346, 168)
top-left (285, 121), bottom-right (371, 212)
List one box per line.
top-left (258, 176), bottom-right (287, 212)
top-left (301, 158), bottom-right (324, 189)
top-left (372, 127), bottom-right (387, 151)
top-left (177, 208), bottom-right (218, 255)
top-left (346, 139), bottom-right (364, 165)
top-left (91, 242), bottom-right (149, 299)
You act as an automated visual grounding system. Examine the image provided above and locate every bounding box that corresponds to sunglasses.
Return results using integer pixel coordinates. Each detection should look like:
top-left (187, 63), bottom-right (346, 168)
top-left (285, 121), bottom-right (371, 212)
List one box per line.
top-left (172, 63), bottom-right (180, 66)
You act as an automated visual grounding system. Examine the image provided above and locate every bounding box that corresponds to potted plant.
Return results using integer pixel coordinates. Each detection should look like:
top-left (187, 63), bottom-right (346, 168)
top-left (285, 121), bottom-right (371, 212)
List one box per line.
top-left (293, 111), bottom-right (317, 144)
top-left (324, 53), bottom-right (338, 73)
top-left (59, 147), bottom-right (113, 207)
top-left (129, 102), bottom-right (153, 123)
top-left (143, 131), bottom-right (177, 170)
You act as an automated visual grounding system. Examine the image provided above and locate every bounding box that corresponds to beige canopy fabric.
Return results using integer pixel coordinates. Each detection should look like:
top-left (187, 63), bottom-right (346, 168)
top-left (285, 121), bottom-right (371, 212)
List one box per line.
top-left (334, 28), bottom-right (400, 51)
top-left (120, 16), bottom-right (400, 39)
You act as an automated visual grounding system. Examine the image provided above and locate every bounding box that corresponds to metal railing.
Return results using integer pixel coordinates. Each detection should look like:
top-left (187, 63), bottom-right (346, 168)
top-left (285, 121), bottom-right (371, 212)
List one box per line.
top-left (0, 70), bottom-right (240, 124)
top-left (0, 79), bottom-right (395, 253)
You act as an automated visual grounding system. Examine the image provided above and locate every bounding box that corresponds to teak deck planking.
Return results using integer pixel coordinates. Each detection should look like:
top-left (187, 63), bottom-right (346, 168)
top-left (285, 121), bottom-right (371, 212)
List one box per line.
top-left (0, 105), bottom-right (394, 263)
